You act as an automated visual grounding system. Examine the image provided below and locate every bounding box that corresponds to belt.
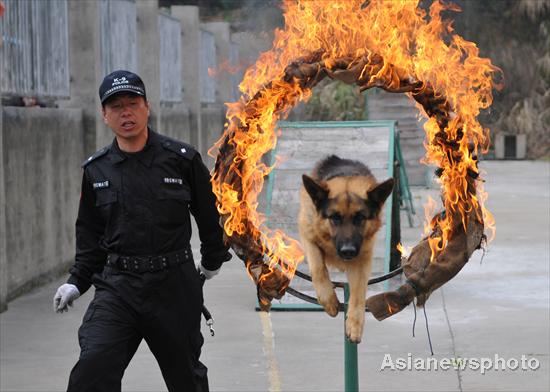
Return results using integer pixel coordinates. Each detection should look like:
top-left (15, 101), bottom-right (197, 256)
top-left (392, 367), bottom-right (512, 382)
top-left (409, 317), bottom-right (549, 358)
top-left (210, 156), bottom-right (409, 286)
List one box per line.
top-left (106, 248), bottom-right (193, 273)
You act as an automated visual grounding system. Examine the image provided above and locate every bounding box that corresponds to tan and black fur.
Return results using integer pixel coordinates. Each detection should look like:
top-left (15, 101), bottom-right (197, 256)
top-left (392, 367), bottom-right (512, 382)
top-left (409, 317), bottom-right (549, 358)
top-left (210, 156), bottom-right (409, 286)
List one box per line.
top-left (298, 155), bottom-right (394, 343)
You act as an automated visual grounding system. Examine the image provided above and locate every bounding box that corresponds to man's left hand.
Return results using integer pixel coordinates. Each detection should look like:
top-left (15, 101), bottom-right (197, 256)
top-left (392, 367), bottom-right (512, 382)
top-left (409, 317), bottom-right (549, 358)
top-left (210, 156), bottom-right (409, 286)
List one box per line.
top-left (198, 263), bottom-right (220, 280)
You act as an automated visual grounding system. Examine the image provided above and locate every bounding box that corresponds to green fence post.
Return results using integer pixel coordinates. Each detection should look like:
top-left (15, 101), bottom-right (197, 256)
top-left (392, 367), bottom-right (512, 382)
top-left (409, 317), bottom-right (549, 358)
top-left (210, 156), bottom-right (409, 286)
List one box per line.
top-left (383, 123), bottom-right (396, 291)
top-left (344, 284), bottom-right (359, 392)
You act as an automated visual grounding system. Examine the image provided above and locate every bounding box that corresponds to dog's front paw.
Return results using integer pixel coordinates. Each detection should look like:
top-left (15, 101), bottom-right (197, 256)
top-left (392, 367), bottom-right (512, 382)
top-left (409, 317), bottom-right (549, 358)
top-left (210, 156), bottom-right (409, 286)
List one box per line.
top-left (319, 290), bottom-right (339, 317)
top-left (345, 315), bottom-right (364, 343)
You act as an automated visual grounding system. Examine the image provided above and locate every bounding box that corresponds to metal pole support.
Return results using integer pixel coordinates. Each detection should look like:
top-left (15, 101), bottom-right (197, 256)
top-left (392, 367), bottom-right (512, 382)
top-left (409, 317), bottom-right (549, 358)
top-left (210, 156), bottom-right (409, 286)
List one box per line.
top-left (344, 284), bottom-right (359, 392)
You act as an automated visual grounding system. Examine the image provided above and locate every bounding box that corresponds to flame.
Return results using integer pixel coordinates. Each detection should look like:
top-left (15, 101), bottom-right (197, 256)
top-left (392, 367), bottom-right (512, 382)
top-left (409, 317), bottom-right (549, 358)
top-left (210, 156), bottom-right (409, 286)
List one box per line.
top-left (208, 58), bottom-right (244, 78)
top-left (477, 168), bottom-right (496, 242)
top-left (421, 195), bottom-right (445, 262)
top-left (387, 301), bottom-right (394, 315)
top-left (396, 242), bottom-right (413, 258)
top-left (423, 196), bottom-right (439, 237)
top-left (210, 0), bottom-right (501, 297)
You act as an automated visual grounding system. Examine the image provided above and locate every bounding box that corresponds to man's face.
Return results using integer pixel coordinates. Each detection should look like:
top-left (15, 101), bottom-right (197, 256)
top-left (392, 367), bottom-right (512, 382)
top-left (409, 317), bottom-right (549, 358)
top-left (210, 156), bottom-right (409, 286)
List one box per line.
top-left (102, 93), bottom-right (149, 141)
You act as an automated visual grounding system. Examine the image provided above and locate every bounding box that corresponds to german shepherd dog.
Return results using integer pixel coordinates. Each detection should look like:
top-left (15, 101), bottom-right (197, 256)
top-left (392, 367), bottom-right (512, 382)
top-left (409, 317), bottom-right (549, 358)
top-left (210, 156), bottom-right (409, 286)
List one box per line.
top-left (298, 155), bottom-right (394, 343)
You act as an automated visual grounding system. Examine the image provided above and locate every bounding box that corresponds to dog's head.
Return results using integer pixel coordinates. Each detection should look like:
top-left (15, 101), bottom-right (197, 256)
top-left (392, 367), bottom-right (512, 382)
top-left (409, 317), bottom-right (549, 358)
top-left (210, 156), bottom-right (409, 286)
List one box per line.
top-left (302, 174), bottom-right (394, 260)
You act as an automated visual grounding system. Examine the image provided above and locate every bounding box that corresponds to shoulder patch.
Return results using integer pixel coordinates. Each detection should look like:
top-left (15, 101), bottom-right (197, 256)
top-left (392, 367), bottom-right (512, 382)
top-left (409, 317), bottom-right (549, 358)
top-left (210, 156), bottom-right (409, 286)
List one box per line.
top-left (81, 147), bottom-right (109, 168)
top-left (161, 139), bottom-right (197, 160)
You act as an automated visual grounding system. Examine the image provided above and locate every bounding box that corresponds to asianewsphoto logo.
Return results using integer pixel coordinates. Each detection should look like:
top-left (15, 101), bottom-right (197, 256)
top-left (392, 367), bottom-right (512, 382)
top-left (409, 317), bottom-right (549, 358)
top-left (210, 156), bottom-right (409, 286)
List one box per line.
top-left (380, 353), bottom-right (541, 374)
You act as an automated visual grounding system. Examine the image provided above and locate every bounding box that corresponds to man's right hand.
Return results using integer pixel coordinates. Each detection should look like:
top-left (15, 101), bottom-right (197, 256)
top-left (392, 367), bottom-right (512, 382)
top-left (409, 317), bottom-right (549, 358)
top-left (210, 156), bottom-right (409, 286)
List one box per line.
top-left (53, 283), bottom-right (80, 313)
top-left (198, 262), bottom-right (220, 280)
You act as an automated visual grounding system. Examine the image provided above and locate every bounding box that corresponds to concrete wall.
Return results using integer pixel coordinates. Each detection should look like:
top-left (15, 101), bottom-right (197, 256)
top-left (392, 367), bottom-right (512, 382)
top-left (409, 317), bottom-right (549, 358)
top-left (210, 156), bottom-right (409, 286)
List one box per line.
top-left (137, 0), bottom-right (161, 132)
top-left (59, 0), bottom-right (102, 158)
top-left (199, 21), bottom-right (232, 169)
top-left (202, 22), bottom-right (233, 104)
top-left (159, 103), bottom-right (191, 142)
top-left (0, 102), bottom-right (7, 311)
top-left (2, 107), bottom-right (84, 301)
top-left (200, 105), bottom-right (225, 169)
top-left (172, 5), bottom-right (202, 152)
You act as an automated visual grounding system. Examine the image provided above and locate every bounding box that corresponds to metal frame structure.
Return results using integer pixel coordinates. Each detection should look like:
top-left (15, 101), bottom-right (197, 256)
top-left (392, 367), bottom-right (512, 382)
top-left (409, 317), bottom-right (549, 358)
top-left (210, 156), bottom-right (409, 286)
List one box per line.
top-left (256, 120), bottom-right (415, 391)
top-left (262, 120), bottom-right (403, 310)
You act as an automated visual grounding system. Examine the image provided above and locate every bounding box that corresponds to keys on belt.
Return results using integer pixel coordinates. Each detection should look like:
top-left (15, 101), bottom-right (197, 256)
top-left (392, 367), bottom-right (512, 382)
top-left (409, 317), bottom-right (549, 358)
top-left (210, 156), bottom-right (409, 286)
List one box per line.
top-left (106, 248), bottom-right (192, 273)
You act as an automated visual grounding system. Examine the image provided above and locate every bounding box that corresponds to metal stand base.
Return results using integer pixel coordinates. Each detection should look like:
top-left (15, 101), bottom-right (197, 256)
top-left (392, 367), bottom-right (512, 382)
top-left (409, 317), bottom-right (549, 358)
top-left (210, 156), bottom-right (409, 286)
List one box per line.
top-left (344, 284), bottom-right (359, 392)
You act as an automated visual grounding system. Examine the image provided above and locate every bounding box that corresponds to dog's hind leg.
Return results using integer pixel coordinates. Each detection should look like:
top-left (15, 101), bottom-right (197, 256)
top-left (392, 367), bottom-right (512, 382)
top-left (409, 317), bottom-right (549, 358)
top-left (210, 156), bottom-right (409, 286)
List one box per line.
top-left (345, 261), bottom-right (372, 343)
top-left (304, 241), bottom-right (339, 317)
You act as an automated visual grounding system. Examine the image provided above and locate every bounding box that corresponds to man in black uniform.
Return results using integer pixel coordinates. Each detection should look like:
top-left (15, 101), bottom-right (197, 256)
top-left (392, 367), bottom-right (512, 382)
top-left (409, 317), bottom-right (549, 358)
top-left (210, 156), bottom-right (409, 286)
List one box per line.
top-left (53, 70), bottom-right (231, 391)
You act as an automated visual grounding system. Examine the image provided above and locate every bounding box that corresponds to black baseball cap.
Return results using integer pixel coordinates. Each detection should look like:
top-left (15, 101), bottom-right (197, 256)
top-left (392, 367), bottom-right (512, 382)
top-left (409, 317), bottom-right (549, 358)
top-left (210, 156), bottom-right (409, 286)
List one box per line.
top-left (99, 70), bottom-right (147, 104)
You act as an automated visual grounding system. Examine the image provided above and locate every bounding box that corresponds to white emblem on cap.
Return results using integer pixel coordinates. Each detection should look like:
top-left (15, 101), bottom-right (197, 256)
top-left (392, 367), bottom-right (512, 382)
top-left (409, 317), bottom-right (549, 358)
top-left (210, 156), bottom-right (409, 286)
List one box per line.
top-left (112, 77), bottom-right (129, 86)
top-left (181, 148), bottom-right (187, 154)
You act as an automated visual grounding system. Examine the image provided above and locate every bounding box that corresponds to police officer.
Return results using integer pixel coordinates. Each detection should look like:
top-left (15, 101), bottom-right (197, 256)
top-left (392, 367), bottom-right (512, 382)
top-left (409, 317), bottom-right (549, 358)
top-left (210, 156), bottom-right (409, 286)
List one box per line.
top-left (53, 70), bottom-right (231, 391)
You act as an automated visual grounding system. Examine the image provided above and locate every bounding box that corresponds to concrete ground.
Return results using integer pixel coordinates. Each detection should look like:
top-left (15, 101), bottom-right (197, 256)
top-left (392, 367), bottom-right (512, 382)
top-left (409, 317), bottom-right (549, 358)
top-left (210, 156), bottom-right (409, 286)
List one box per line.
top-left (1, 160), bottom-right (549, 392)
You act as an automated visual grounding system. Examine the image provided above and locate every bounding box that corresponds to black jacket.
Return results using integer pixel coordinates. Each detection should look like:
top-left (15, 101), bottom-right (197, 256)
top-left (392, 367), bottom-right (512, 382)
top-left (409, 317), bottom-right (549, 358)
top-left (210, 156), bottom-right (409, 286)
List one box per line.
top-left (68, 129), bottom-right (231, 294)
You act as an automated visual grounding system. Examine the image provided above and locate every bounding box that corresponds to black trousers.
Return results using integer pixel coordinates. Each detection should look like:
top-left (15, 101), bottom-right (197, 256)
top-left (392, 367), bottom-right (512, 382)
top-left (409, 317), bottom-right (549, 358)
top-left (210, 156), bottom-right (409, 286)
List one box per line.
top-left (67, 261), bottom-right (208, 392)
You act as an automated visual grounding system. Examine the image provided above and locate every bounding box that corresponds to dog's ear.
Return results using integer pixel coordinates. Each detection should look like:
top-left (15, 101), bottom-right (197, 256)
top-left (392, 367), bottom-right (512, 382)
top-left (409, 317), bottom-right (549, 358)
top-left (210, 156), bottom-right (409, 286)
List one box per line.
top-left (302, 174), bottom-right (329, 209)
top-left (367, 178), bottom-right (394, 205)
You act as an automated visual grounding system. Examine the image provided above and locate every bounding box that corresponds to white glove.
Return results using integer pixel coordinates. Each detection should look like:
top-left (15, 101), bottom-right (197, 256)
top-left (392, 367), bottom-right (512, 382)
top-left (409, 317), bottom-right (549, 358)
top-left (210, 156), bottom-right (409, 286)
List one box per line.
top-left (53, 283), bottom-right (80, 313)
top-left (198, 263), bottom-right (221, 280)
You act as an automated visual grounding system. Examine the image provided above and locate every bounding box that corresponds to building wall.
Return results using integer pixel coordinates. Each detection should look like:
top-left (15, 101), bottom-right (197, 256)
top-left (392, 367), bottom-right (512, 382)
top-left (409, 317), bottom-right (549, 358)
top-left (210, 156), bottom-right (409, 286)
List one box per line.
top-left (159, 103), bottom-right (191, 142)
top-left (1, 107), bottom-right (84, 301)
top-left (200, 104), bottom-right (225, 169)
top-left (0, 102), bottom-right (7, 311)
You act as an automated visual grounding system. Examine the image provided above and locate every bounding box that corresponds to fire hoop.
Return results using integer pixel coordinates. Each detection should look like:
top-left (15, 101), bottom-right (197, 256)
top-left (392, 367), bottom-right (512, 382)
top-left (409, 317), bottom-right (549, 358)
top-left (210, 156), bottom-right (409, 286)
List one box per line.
top-left (210, 0), bottom-right (502, 314)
